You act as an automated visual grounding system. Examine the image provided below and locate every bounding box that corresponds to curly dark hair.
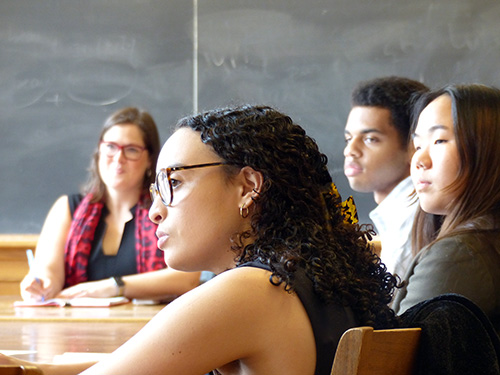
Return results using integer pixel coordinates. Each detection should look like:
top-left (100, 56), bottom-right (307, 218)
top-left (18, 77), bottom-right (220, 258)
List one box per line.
top-left (177, 105), bottom-right (399, 328)
top-left (351, 76), bottom-right (429, 147)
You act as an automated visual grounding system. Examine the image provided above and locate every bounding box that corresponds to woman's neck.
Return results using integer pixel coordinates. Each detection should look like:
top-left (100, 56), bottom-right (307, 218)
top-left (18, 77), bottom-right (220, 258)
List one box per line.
top-left (104, 188), bottom-right (142, 216)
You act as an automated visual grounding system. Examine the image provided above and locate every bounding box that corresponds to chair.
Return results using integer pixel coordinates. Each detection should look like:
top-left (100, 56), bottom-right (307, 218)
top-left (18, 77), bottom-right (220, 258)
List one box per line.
top-left (0, 366), bottom-right (43, 375)
top-left (330, 326), bottom-right (421, 375)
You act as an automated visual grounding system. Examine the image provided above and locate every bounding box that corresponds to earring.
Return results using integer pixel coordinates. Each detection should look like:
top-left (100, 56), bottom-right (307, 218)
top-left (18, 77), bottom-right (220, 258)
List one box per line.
top-left (240, 203), bottom-right (249, 218)
top-left (251, 188), bottom-right (261, 202)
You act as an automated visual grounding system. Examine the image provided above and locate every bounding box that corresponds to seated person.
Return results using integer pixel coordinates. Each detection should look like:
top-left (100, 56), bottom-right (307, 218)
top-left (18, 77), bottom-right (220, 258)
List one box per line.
top-left (392, 84), bottom-right (500, 332)
top-left (20, 107), bottom-right (200, 302)
top-left (344, 76), bottom-right (429, 278)
top-left (3, 105), bottom-right (399, 374)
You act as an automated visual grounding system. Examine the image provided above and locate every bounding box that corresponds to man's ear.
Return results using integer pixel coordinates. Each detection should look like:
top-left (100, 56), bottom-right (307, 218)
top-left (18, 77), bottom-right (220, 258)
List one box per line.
top-left (237, 166), bottom-right (263, 209)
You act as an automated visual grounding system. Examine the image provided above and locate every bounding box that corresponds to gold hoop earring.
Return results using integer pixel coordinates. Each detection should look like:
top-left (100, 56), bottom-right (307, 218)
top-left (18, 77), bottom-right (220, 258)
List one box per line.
top-left (240, 204), bottom-right (249, 218)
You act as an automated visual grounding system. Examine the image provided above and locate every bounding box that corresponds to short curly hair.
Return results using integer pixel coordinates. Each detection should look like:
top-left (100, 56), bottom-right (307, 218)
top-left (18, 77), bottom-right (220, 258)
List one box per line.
top-left (176, 105), bottom-right (399, 328)
top-left (351, 76), bottom-right (429, 147)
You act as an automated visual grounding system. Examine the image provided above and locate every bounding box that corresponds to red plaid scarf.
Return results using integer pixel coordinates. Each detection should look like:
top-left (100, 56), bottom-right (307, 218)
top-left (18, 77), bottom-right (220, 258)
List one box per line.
top-left (64, 193), bottom-right (165, 287)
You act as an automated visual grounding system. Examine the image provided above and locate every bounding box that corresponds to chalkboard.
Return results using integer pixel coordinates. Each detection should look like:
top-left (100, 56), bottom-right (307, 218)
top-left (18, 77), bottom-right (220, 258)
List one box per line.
top-left (2, 0), bottom-right (500, 233)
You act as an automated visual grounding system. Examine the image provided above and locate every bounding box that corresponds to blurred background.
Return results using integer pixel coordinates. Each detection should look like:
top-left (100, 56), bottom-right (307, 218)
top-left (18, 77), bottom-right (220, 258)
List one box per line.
top-left (1, 0), bottom-right (499, 233)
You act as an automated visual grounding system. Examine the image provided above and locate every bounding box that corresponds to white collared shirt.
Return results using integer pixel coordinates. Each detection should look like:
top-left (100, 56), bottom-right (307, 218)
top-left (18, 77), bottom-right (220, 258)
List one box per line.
top-left (369, 176), bottom-right (418, 278)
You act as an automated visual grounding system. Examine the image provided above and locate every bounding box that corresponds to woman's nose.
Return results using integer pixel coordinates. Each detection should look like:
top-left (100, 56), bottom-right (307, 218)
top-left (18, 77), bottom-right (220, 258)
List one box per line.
top-left (114, 149), bottom-right (127, 162)
top-left (412, 148), bottom-right (430, 170)
top-left (149, 197), bottom-right (165, 224)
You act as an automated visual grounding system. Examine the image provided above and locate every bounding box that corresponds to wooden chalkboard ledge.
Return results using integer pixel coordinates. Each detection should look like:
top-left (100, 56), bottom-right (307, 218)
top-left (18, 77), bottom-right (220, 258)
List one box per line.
top-left (0, 234), bottom-right (39, 296)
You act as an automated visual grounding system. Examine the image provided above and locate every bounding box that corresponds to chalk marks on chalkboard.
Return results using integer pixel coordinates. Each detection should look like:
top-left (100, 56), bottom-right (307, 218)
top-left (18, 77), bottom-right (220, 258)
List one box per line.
top-left (0, 55), bottom-right (52, 109)
top-left (198, 9), bottom-right (322, 70)
top-left (0, 55), bottom-right (137, 109)
top-left (66, 59), bottom-right (137, 106)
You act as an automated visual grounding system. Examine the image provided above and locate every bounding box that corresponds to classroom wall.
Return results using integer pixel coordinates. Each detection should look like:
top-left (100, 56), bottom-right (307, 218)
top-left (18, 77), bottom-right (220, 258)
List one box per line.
top-left (1, 0), bottom-right (499, 233)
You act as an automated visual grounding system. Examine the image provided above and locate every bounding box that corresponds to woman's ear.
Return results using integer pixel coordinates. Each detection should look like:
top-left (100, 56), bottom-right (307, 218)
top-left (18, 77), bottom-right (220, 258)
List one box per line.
top-left (238, 166), bottom-right (263, 209)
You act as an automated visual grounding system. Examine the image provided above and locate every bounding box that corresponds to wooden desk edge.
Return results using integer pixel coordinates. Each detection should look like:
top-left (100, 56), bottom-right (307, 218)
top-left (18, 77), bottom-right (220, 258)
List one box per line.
top-left (0, 316), bottom-right (153, 323)
top-left (0, 234), bottom-right (39, 248)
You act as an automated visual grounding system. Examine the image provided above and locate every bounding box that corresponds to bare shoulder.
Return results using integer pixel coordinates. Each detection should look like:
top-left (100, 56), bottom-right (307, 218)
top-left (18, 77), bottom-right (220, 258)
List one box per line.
top-left (206, 265), bottom-right (279, 300)
top-left (39, 195), bottom-right (71, 237)
top-left (161, 266), bottom-right (297, 331)
top-left (47, 195), bottom-right (71, 219)
top-left (95, 266), bottom-right (316, 374)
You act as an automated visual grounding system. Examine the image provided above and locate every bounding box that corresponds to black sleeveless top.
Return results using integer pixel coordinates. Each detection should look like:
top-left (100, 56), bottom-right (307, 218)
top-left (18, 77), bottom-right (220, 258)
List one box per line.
top-left (222, 261), bottom-right (358, 375)
top-left (68, 194), bottom-right (137, 280)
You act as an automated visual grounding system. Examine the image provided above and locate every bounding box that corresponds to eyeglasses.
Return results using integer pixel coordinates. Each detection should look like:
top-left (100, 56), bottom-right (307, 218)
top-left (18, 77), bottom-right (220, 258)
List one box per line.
top-left (150, 162), bottom-right (227, 206)
top-left (99, 141), bottom-right (147, 161)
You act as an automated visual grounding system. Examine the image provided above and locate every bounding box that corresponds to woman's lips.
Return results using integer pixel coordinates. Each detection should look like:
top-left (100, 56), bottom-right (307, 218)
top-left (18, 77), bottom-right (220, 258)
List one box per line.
top-left (415, 179), bottom-right (431, 191)
top-left (156, 231), bottom-right (169, 249)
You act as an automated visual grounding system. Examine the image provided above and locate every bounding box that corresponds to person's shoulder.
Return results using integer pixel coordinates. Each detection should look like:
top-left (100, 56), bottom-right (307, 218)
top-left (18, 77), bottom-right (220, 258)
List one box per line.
top-left (160, 265), bottom-right (294, 332)
top-left (146, 265), bottom-right (314, 374)
top-left (205, 266), bottom-right (275, 297)
top-left (421, 235), bottom-right (467, 258)
top-left (50, 195), bottom-right (70, 211)
top-left (65, 194), bottom-right (84, 216)
top-left (429, 232), bottom-right (498, 252)
top-left (188, 266), bottom-right (290, 312)
top-left (66, 193), bottom-right (83, 205)
top-left (454, 231), bottom-right (500, 248)
top-left (420, 232), bottom-right (499, 264)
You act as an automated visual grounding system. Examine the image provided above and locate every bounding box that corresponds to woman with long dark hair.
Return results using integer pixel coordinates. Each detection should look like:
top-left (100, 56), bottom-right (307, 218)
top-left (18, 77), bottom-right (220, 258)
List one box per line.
top-left (392, 84), bottom-right (500, 332)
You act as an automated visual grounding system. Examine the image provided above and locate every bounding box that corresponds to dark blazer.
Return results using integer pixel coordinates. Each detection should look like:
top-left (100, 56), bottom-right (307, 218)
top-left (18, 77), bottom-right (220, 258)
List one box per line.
top-left (400, 293), bottom-right (500, 375)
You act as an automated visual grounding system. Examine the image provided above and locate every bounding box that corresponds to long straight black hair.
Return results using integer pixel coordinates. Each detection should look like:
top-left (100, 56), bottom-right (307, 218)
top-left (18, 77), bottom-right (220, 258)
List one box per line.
top-left (411, 84), bottom-right (500, 254)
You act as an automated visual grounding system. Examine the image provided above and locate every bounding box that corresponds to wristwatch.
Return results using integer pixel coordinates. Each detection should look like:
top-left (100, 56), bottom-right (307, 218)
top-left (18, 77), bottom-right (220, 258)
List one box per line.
top-left (111, 276), bottom-right (125, 296)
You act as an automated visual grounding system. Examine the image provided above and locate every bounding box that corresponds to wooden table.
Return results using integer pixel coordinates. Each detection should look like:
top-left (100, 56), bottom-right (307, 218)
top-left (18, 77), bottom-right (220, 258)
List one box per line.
top-left (0, 296), bottom-right (166, 363)
top-left (0, 320), bottom-right (147, 363)
top-left (0, 296), bottom-right (165, 323)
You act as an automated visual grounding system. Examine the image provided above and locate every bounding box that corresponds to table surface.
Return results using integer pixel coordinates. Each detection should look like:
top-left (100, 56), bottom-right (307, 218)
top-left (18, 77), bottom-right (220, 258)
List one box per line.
top-left (0, 296), bottom-right (166, 322)
top-left (0, 295), bottom-right (165, 364)
top-left (0, 320), bottom-right (147, 363)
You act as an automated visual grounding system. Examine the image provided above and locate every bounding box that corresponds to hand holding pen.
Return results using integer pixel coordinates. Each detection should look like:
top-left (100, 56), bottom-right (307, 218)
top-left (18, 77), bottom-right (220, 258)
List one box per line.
top-left (25, 249), bottom-right (45, 302)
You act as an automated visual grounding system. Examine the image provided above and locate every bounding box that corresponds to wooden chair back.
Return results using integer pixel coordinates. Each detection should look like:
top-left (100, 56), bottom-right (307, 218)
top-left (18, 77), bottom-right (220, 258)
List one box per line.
top-left (331, 326), bottom-right (421, 375)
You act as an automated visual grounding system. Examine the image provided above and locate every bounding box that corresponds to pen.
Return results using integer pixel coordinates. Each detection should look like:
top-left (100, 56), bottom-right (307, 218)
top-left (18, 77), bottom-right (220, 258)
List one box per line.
top-left (26, 249), bottom-right (44, 301)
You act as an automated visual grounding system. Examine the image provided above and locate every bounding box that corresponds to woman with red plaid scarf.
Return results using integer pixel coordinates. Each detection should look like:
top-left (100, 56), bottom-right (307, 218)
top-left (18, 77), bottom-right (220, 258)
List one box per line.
top-left (20, 107), bottom-right (200, 302)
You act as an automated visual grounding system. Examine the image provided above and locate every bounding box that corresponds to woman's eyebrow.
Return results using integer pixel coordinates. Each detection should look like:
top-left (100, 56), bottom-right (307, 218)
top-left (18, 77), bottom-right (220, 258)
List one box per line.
top-left (412, 124), bottom-right (450, 139)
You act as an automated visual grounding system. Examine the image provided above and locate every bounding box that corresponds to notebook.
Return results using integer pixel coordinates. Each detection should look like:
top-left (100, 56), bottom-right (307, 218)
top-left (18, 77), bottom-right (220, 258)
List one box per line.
top-left (13, 296), bottom-right (130, 307)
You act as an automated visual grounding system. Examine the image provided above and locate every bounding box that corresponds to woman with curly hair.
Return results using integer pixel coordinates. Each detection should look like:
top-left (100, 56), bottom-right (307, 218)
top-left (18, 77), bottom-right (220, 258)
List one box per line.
top-left (1, 105), bottom-right (398, 375)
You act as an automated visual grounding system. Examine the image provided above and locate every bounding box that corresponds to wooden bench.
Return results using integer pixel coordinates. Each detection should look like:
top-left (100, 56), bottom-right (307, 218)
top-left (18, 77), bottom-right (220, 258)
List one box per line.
top-left (0, 234), bottom-right (39, 296)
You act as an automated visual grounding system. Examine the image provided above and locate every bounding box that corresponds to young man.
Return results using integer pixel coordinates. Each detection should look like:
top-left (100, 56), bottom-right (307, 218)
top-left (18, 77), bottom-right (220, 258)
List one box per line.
top-left (343, 76), bottom-right (429, 278)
